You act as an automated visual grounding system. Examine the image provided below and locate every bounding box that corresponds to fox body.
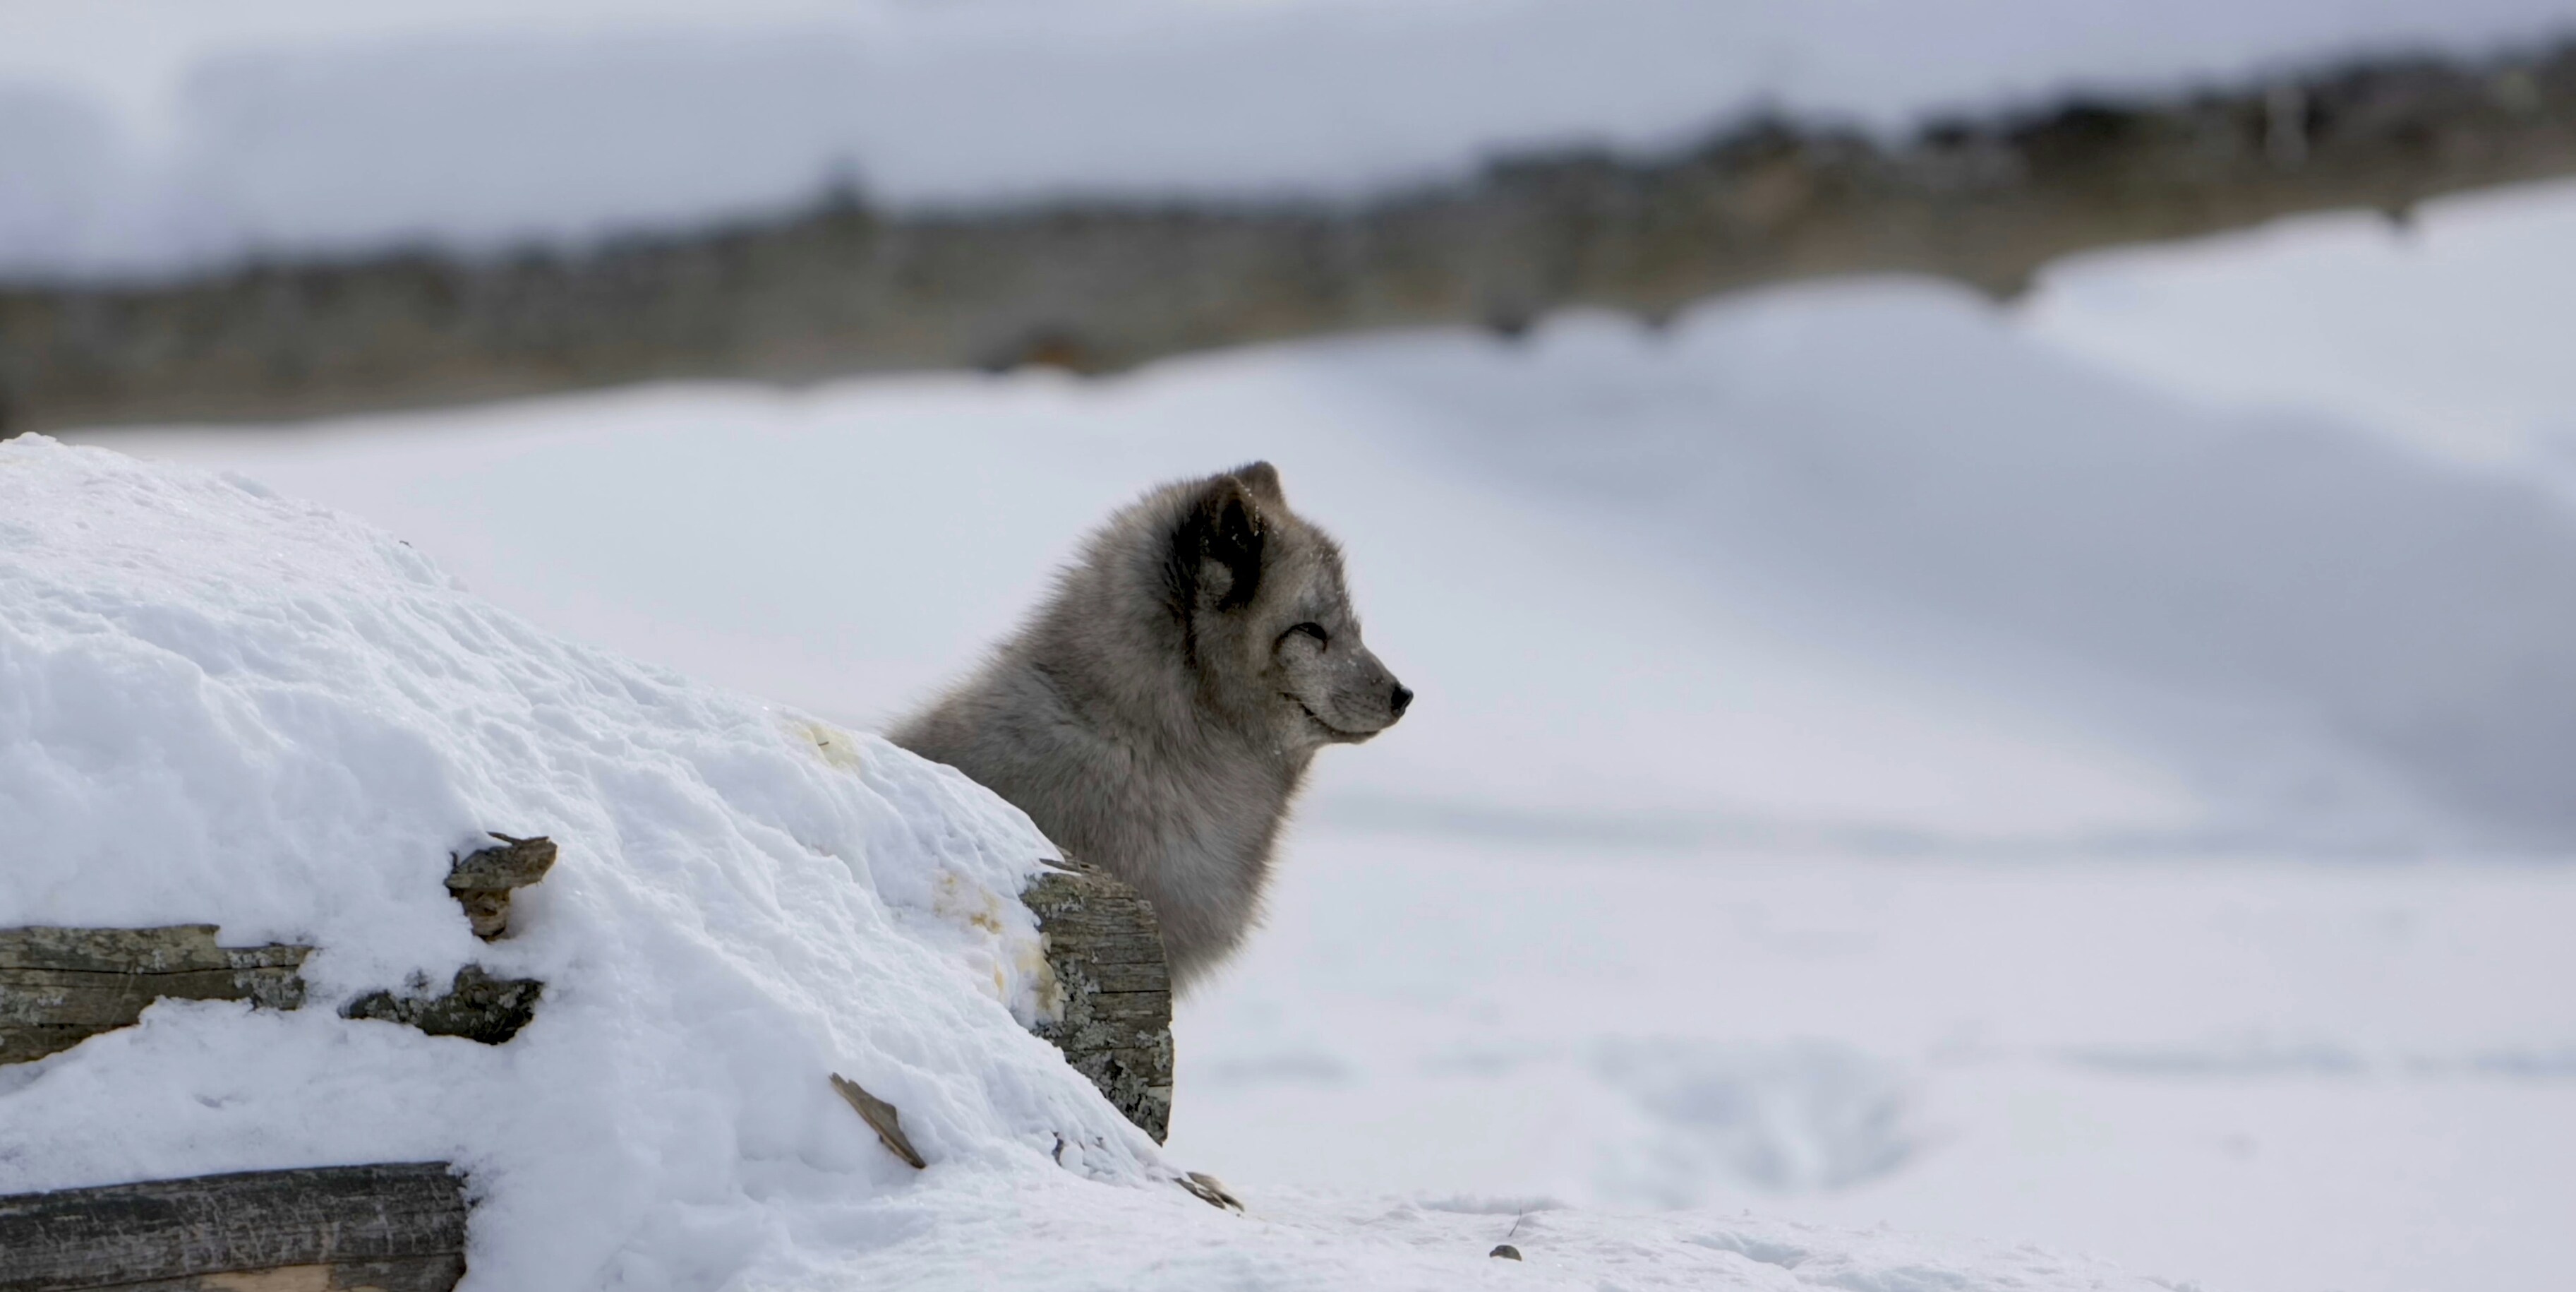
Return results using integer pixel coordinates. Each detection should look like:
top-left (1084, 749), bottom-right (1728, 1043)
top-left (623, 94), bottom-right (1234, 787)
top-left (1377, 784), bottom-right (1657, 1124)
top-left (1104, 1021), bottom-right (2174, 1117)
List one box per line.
top-left (891, 462), bottom-right (1409, 989)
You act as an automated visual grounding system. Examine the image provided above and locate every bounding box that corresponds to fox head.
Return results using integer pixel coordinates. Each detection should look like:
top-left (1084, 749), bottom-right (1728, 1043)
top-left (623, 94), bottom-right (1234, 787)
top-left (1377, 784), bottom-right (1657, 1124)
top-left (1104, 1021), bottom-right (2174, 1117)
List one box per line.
top-left (1164, 461), bottom-right (1410, 751)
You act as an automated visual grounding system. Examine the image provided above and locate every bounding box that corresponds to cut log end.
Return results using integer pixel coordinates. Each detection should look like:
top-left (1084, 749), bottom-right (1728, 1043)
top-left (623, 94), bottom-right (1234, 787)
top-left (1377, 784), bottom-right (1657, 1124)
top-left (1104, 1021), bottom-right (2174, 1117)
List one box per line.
top-left (1021, 859), bottom-right (1174, 1144)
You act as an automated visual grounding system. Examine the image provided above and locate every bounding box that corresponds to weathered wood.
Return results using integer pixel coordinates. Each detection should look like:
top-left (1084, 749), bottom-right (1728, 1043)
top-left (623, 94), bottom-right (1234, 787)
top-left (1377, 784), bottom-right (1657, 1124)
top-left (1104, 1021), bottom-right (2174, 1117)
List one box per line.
top-left (98, 1257), bottom-right (469, 1291)
top-left (0, 1164), bottom-right (467, 1292)
top-left (442, 834), bottom-right (556, 940)
top-left (11, 39), bottom-right (2576, 433)
top-left (829, 1073), bottom-right (927, 1170)
top-left (1177, 1171), bottom-right (1244, 1213)
top-left (341, 966), bottom-right (542, 1046)
top-left (0, 927), bottom-right (308, 1066)
top-left (1022, 860), bottom-right (1174, 1143)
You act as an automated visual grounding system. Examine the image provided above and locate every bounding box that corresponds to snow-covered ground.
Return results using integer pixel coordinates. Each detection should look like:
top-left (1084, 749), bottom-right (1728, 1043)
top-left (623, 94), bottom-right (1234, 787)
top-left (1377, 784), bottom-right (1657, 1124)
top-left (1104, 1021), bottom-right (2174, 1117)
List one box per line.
top-left (13, 6), bottom-right (2576, 1288)
top-left (59, 178), bottom-right (2576, 1292)
top-left (6, 0), bottom-right (2576, 277)
top-left (5, 436), bottom-right (2210, 1290)
top-left (2027, 178), bottom-right (2576, 479)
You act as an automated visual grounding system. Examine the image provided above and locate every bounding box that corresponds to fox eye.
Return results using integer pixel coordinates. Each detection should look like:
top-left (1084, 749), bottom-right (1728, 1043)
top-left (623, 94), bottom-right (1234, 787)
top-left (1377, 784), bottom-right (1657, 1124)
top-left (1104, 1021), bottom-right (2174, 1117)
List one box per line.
top-left (1283, 622), bottom-right (1329, 647)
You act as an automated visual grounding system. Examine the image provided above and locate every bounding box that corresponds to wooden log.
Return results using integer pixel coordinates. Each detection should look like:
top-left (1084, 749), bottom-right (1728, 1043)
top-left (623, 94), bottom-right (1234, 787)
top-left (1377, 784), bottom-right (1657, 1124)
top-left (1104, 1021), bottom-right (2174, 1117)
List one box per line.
top-left (1021, 860), bottom-right (1174, 1143)
top-left (0, 927), bottom-right (308, 1066)
top-left (11, 40), bottom-right (2576, 433)
top-left (1, 928), bottom-right (543, 1060)
top-left (0, 1164), bottom-right (468, 1292)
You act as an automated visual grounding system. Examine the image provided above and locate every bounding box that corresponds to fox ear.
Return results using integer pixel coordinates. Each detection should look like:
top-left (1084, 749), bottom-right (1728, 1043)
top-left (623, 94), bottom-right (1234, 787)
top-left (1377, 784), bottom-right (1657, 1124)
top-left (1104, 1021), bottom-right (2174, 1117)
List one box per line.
top-left (1178, 473), bottom-right (1267, 613)
top-left (1229, 460), bottom-right (1284, 506)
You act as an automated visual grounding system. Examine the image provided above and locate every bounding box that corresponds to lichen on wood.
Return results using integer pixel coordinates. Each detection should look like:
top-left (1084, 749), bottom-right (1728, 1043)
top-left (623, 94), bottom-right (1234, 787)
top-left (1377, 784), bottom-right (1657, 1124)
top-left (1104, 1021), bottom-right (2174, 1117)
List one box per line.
top-left (341, 965), bottom-right (543, 1046)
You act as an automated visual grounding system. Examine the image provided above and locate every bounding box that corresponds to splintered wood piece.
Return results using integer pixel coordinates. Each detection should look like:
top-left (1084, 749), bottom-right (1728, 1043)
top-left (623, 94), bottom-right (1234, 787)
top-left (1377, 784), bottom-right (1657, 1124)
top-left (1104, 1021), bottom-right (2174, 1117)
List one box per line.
top-left (0, 926), bottom-right (311, 1067)
top-left (0, 1163), bottom-right (468, 1292)
top-left (443, 834), bottom-right (557, 940)
top-left (1020, 859), bottom-right (1173, 1143)
top-left (829, 1073), bottom-right (926, 1170)
top-left (1176, 1171), bottom-right (1243, 1213)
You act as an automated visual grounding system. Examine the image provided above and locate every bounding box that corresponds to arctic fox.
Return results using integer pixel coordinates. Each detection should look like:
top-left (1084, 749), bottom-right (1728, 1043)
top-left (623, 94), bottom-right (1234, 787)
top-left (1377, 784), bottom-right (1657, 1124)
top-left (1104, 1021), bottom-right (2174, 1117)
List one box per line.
top-left (892, 462), bottom-right (1409, 990)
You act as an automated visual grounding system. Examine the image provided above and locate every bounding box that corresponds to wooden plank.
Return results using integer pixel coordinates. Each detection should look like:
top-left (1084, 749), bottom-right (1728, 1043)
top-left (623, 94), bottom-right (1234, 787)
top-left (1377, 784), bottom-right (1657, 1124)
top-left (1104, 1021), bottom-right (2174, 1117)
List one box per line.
top-left (1023, 861), bottom-right (1174, 1144)
top-left (0, 928), bottom-right (309, 1066)
top-left (0, 1164), bottom-right (467, 1292)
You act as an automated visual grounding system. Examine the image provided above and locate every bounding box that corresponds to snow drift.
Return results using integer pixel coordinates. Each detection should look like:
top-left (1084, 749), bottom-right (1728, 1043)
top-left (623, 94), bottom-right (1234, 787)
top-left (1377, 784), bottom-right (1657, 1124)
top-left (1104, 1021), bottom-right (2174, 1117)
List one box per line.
top-left (0, 436), bottom-right (2187, 1288)
top-left (0, 433), bottom-right (1169, 1284)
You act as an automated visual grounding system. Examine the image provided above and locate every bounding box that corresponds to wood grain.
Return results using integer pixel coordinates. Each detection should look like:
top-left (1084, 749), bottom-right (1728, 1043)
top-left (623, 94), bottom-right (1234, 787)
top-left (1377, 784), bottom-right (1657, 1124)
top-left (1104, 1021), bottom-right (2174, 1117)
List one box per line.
top-left (0, 927), bottom-right (308, 1065)
top-left (0, 1164), bottom-right (467, 1292)
top-left (1023, 860), bottom-right (1174, 1143)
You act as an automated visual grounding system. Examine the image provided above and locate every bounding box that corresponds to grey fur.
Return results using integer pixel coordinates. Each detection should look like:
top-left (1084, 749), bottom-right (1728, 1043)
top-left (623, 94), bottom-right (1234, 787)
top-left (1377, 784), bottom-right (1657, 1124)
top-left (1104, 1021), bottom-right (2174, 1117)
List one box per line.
top-left (891, 462), bottom-right (1409, 991)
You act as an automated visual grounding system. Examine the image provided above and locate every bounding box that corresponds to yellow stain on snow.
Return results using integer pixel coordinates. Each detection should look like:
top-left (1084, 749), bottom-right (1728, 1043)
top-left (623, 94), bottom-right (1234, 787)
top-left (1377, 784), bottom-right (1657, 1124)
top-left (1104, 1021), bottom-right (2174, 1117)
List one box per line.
top-left (1025, 943), bottom-right (1065, 1024)
top-left (786, 716), bottom-right (867, 774)
top-left (934, 869), bottom-right (1007, 934)
top-left (934, 869), bottom-right (1058, 1020)
top-left (779, 709), bottom-right (1056, 1022)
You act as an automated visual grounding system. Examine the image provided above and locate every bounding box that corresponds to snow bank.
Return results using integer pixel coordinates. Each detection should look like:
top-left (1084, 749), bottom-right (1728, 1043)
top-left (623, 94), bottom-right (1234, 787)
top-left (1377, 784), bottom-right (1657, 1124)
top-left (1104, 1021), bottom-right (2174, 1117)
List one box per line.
top-left (0, 434), bottom-right (1143, 1284)
top-left (0, 436), bottom-right (2186, 1288)
top-left (6, 0), bottom-right (2576, 277)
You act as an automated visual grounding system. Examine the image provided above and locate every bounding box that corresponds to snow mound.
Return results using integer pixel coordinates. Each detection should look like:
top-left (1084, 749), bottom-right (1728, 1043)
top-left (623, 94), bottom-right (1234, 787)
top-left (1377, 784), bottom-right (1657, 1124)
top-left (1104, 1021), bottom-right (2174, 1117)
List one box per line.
top-left (0, 435), bottom-right (1145, 1283)
top-left (0, 436), bottom-right (2181, 1288)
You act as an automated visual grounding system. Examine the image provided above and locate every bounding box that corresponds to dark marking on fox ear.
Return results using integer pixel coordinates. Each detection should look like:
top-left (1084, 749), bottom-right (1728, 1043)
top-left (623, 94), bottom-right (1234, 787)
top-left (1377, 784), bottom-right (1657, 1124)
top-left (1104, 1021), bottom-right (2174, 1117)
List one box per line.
top-left (1197, 476), bottom-right (1265, 611)
top-left (1229, 461), bottom-right (1284, 505)
top-left (1167, 474), bottom-right (1266, 618)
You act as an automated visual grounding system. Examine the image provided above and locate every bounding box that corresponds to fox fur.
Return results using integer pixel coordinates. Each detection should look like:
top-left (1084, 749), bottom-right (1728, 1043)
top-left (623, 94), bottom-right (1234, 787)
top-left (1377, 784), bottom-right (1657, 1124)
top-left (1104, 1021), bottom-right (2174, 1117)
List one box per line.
top-left (891, 462), bottom-right (1409, 990)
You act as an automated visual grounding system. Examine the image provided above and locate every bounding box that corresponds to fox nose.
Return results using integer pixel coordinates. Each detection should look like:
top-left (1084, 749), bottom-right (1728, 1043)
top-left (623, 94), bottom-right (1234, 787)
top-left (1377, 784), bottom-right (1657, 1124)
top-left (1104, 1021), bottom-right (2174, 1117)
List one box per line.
top-left (1389, 683), bottom-right (1414, 718)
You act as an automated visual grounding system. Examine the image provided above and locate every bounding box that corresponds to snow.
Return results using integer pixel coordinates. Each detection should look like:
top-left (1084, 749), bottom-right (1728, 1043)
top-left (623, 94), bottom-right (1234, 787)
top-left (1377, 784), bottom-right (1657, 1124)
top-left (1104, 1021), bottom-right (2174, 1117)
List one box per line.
top-left (0, 436), bottom-right (2201, 1288)
top-left (63, 231), bottom-right (2576, 1290)
top-left (1187, 835), bottom-right (2576, 1292)
top-left (2025, 177), bottom-right (2576, 477)
top-left (6, 0), bottom-right (2576, 277)
top-left (12, 7), bottom-right (2576, 1283)
top-left (0, 435), bottom-right (1159, 1281)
